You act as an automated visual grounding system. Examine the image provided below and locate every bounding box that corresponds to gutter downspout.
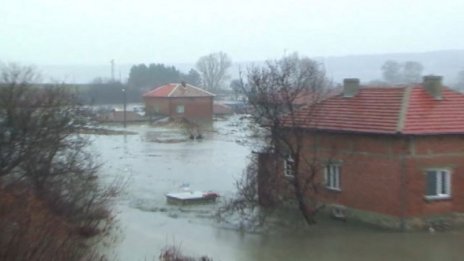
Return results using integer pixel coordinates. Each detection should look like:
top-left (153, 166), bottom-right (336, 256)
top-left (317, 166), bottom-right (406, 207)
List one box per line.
top-left (397, 87), bottom-right (411, 231)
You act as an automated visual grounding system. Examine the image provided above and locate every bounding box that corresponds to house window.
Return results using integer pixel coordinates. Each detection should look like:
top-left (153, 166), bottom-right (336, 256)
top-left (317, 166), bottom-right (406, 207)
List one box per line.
top-left (176, 105), bottom-right (185, 114)
top-left (325, 164), bottom-right (341, 190)
top-left (425, 169), bottom-right (451, 199)
top-left (283, 155), bottom-right (295, 177)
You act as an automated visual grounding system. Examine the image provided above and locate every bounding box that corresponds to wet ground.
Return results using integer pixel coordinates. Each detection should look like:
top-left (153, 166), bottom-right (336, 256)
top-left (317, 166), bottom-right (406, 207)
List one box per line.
top-left (90, 115), bottom-right (464, 261)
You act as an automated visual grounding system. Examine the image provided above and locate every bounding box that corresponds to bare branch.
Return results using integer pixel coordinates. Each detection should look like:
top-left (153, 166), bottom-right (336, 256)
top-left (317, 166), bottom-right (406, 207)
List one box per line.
top-left (0, 64), bottom-right (121, 260)
top-left (220, 53), bottom-right (333, 226)
top-left (196, 52), bottom-right (232, 91)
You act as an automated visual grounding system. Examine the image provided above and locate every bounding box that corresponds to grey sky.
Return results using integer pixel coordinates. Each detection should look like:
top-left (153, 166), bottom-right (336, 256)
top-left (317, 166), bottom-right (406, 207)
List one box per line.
top-left (2, 0), bottom-right (464, 65)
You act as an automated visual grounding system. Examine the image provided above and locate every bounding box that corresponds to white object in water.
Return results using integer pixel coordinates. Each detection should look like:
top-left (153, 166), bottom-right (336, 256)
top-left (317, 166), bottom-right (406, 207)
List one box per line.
top-left (165, 191), bottom-right (219, 204)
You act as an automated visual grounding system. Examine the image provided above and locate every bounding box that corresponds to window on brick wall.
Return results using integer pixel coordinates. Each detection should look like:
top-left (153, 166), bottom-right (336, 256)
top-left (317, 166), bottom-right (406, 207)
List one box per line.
top-left (283, 155), bottom-right (295, 177)
top-left (425, 169), bottom-right (451, 199)
top-left (176, 105), bottom-right (185, 114)
top-left (325, 164), bottom-right (341, 191)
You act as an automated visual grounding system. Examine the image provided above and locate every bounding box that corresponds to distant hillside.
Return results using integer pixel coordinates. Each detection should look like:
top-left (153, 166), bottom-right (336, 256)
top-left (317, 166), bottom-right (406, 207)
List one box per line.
top-left (37, 49), bottom-right (464, 85)
top-left (321, 49), bottom-right (464, 85)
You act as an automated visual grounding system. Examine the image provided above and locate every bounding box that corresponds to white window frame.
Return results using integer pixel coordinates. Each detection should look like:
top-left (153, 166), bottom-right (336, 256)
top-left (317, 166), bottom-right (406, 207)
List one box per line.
top-left (283, 155), bottom-right (295, 177)
top-left (325, 164), bottom-right (341, 191)
top-left (176, 105), bottom-right (185, 114)
top-left (424, 169), bottom-right (451, 200)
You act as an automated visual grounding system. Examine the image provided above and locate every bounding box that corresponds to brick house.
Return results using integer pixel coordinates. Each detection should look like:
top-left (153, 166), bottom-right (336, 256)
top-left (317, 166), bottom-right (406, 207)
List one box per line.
top-left (259, 76), bottom-right (464, 230)
top-left (143, 82), bottom-right (214, 124)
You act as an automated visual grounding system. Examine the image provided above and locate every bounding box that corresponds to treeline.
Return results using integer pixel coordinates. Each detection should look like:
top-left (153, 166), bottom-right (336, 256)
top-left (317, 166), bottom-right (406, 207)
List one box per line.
top-left (128, 63), bottom-right (201, 89)
top-left (78, 79), bottom-right (139, 105)
top-left (376, 61), bottom-right (464, 91)
top-left (78, 52), bottom-right (234, 105)
top-left (381, 60), bottom-right (424, 84)
top-left (78, 63), bottom-right (202, 105)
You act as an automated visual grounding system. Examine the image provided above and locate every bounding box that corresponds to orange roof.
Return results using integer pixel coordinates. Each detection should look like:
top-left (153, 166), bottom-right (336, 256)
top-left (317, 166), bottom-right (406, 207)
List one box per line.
top-left (288, 85), bottom-right (464, 135)
top-left (143, 83), bottom-right (214, 98)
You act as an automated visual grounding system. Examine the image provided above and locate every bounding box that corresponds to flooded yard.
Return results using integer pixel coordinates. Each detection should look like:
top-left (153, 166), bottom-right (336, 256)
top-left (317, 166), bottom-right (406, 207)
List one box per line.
top-left (91, 116), bottom-right (464, 261)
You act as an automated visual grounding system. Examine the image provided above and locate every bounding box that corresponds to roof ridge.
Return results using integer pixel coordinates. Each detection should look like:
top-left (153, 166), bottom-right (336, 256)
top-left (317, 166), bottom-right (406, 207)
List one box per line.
top-left (143, 86), bottom-right (160, 97)
top-left (167, 83), bottom-right (179, 97)
top-left (187, 84), bottom-right (215, 96)
top-left (396, 86), bottom-right (412, 133)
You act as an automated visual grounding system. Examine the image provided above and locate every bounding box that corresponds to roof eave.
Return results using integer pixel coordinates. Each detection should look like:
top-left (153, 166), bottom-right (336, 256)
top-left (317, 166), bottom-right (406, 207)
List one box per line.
top-left (287, 125), bottom-right (464, 136)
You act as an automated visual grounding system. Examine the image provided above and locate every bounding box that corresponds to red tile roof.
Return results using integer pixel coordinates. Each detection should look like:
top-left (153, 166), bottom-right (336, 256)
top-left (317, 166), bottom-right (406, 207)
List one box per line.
top-left (289, 85), bottom-right (464, 135)
top-left (143, 83), bottom-right (214, 98)
top-left (292, 88), bottom-right (342, 106)
top-left (404, 86), bottom-right (464, 134)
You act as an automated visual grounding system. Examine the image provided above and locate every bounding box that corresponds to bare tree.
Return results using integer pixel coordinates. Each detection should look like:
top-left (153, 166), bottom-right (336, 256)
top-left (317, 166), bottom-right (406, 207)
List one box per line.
top-left (183, 68), bottom-right (202, 86)
top-left (218, 53), bottom-right (331, 226)
top-left (381, 60), bottom-right (402, 84)
top-left (229, 79), bottom-right (243, 100)
top-left (381, 60), bottom-right (424, 84)
top-left (403, 61), bottom-right (424, 83)
top-left (0, 63), bottom-right (122, 260)
top-left (196, 52), bottom-right (232, 91)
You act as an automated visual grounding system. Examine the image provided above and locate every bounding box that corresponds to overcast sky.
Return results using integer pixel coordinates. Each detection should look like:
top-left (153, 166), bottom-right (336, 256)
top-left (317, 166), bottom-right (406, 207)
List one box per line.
top-left (2, 0), bottom-right (464, 65)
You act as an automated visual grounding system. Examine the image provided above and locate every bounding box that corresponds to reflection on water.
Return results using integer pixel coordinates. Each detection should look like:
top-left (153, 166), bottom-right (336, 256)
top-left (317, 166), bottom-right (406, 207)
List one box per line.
top-left (91, 116), bottom-right (464, 261)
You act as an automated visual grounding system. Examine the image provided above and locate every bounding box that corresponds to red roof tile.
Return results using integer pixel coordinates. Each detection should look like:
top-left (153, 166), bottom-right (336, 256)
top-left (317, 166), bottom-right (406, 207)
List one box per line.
top-left (143, 83), bottom-right (214, 98)
top-left (288, 85), bottom-right (464, 135)
top-left (403, 87), bottom-right (464, 134)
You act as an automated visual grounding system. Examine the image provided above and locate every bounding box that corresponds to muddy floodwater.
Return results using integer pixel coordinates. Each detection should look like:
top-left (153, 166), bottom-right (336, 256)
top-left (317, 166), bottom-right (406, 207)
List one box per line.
top-left (91, 116), bottom-right (464, 261)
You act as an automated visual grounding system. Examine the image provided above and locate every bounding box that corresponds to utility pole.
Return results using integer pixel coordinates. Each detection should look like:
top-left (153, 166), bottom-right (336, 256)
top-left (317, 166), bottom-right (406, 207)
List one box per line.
top-left (110, 59), bottom-right (115, 82)
top-left (122, 88), bottom-right (127, 128)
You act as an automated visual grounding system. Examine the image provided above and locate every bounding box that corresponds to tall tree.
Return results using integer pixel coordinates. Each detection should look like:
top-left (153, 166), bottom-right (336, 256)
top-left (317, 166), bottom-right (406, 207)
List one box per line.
top-left (128, 63), bottom-right (149, 87)
top-left (381, 60), bottom-right (424, 84)
top-left (147, 63), bottom-right (181, 86)
top-left (381, 60), bottom-right (402, 84)
top-left (81, 77), bottom-right (135, 105)
top-left (403, 61), bottom-right (424, 83)
top-left (218, 53), bottom-right (331, 226)
top-left (230, 79), bottom-right (245, 100)
top-left (183, 68), bottom-right (202, 86)
top-left (128, 63), bottom-right (182, 89)
top-left (196, 52), bottom-right (232, 91)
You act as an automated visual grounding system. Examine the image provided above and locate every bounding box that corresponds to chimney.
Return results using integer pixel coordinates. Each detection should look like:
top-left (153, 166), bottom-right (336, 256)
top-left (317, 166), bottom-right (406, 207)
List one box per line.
top-left (343, 78), bottom-right (360, 98)
top-left (423, 75), bottom-right (442, 100)
top-left (181, 81), bottom-right (187, 88)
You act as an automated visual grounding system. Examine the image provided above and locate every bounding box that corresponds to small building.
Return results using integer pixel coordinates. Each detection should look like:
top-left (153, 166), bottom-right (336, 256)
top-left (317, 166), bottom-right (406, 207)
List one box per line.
top-left (259, 76), bottom-right (464, 230)
top-left (143, 82), bottom-right (215, 124)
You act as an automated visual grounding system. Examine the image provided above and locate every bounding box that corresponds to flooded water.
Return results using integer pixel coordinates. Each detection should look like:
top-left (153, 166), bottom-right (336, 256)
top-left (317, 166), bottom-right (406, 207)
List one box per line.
top-left (90, 116), bottom-right (464, 261)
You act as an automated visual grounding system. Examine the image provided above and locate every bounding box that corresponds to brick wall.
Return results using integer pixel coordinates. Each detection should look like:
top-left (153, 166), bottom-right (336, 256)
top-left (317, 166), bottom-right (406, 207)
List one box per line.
top-left (302, 132), bottom-right (407, 217)
top-left (143, 97), bottom-right (170, 115)
top-left (144, 96), bottom-right (213, 122)
top-left (169, 97), bottom-right (213, 121)
top-left (405, 135), bottom-right (464, 217)
top-left (263, 131), bottom-right (464, 219)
